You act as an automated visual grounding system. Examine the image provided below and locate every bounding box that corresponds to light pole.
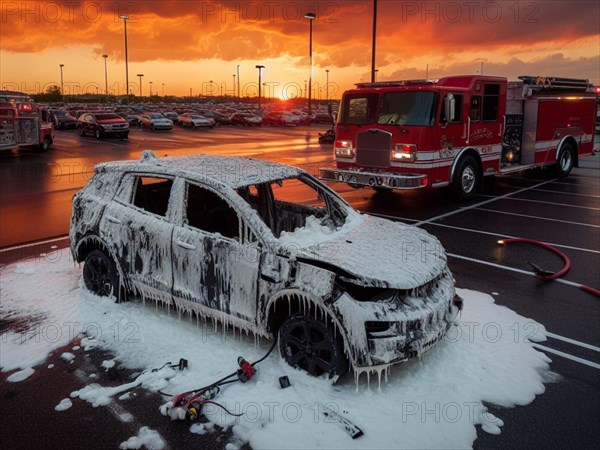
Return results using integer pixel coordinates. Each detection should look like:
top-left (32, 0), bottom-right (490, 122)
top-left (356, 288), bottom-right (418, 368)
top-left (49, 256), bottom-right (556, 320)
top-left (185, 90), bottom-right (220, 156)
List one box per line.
top-left (371, 0), bottom-right (377, 83)
top-left (255, 65), bottom-right (265, 110)
top-left (326, 69), bottom-right (330, 111)
top-left (304, 12), bottom-right (316, 115)
top-left (119, 15), bottom-right (130, 102)
top-left (102, 54), bottom-right (108, 95)
top-left (162, 83), bottom-right (165, 96)
top-left (209, 80), bottom-right (213, 97)
top-left (59, 64), bottom-right (64, 99)
top-left (137, 73), bottom-right (144, 98)
top-left (237, 65), bottom-right (240, 99)
top-left (149, 81), bottom-right (153, 97)
top-left (233, 74), bottom-right (236, 98)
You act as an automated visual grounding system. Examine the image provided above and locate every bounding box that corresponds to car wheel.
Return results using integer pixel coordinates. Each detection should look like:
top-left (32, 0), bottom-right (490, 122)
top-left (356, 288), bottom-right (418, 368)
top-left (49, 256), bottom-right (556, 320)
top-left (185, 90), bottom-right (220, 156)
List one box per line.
top-left (556, 142), bottom-right (575, 178)
top-left (278, 314), bottom-right (347, 378)
top-left (82, 249), bottom-right (122, 301)
top-left (95, 129), bottom-right (102, 140)
top-left (79, 127), bottom-right (86, 137)
top-left (37, 136), bottom-right (51, 152)
top-left (123, 132), bottom-right (129, 139)
top-left (453, 155), bottom-right (480, 200)
top-left (139, 123), bottom-right (143, 129)
top-left (150, 124), bottom-right (155, 131)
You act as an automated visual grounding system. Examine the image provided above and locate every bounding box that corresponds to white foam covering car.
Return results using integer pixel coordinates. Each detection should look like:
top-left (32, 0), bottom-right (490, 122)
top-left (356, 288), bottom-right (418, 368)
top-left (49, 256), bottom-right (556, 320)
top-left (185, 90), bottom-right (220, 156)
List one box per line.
top-left (70, 151), bottom-right (462, 381)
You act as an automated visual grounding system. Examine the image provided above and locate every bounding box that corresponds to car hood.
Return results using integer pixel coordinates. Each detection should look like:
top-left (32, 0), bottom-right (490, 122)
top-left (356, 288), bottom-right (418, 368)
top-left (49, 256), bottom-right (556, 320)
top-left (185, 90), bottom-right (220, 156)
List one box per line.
top-left (288, 215), bottom-right (447, 289)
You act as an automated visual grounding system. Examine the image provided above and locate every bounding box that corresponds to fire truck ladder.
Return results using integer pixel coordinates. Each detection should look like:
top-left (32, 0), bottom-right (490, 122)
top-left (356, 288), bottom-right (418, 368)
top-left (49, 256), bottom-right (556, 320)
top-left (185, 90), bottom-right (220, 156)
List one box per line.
top-left (518, 76), bottom-right (593, 92)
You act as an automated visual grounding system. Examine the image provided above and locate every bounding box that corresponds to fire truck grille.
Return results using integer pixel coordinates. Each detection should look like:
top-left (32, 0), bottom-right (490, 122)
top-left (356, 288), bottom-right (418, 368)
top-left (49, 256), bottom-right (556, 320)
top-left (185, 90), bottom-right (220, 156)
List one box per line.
top-left (356, 129), bottom-right (392, 168)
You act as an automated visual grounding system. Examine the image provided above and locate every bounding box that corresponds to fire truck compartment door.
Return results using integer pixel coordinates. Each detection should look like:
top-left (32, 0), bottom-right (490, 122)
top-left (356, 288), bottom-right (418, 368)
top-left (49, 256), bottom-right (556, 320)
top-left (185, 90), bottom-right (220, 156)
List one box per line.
top-left (521, 100), bottom-right (538, 165)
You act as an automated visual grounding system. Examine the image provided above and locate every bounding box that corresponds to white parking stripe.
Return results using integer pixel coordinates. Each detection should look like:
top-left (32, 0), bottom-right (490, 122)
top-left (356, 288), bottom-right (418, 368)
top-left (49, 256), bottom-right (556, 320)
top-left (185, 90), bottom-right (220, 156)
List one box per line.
top-left (413, 179), bottom-right (555, 227)
top-left (0, 236), bottom-right (70, 253)
top-left (477, 195), bottom-right (600, 210)
top-left (530, 189), bottom-right (600, 199)
top-left (546, 332), bottom-right (600, 353)
top-left (531, 344), bottom-right (600, 370)
top-left (475, 208), bottom-right (600, 228)
top-left (446, 253), bottom-right (588, 289)
top-left (423, 222), bottom-right (600, 255)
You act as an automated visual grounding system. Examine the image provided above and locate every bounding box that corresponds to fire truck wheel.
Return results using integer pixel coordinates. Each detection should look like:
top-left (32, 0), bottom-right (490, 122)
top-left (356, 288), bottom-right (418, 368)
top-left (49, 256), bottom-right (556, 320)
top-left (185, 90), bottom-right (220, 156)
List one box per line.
top-left (454, 155), bottom-right (480, 200)
top-left (556, 143), bottom-right (575, 178)
top-left (38, 137), bottom-right (51, 152)
top-left (278, 314), bottom-right (348, 379)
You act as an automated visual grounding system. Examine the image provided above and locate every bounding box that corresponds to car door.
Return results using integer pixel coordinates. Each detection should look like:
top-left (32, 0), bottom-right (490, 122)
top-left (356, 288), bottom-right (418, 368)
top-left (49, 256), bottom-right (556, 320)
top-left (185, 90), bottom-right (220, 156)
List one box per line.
top-left (171, 180), bottom-right (260, 323)
top-left (99, 173), bottom-right (175, 301)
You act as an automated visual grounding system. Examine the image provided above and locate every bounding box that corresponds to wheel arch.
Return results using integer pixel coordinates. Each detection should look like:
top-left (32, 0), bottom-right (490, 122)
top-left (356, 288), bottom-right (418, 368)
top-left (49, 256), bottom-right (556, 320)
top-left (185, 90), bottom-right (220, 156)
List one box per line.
top-left (556, 135), bottom-right (579, 167)
top-left (74, 235), bottom-right (126, 282)
top-left (449, 147), bottom-right (483, 183)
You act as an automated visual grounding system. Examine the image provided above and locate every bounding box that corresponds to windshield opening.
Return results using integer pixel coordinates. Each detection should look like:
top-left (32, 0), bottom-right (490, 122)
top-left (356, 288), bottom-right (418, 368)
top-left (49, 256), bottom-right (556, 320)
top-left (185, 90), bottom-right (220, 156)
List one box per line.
top-left (236, 175), bottom-right (350, 239)
top-left (340, 93), bottom-right (378, 125)
top-left (377, 92), bottom-right (438, 126)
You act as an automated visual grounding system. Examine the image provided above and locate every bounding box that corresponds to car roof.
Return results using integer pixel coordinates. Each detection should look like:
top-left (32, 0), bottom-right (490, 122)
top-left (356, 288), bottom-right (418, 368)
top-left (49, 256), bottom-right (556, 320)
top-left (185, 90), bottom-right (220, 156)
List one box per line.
top-left (96, 151), bottom-right (303, 189)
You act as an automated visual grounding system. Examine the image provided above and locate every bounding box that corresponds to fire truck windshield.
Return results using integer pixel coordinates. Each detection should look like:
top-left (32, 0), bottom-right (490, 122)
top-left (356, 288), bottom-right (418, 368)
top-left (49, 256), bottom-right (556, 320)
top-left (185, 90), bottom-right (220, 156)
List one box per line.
top-left (377, 92), bottom-right (437, 126)
top-left (340, 91), bottom-right (438, 127)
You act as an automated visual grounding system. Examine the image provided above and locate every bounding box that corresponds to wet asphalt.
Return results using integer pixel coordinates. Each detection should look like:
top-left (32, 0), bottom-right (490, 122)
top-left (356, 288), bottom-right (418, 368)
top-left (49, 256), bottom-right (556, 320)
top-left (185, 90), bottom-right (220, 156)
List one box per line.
top-left (1, 125), bottom-right (598, 449)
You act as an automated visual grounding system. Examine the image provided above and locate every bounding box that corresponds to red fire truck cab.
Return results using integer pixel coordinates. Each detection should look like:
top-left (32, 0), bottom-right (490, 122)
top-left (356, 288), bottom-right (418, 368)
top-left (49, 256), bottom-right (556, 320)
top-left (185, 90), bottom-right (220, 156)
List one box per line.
top-left (0, 90), bottom-right (54, 153)
top-left (321, 75), bottom-right (597, 199)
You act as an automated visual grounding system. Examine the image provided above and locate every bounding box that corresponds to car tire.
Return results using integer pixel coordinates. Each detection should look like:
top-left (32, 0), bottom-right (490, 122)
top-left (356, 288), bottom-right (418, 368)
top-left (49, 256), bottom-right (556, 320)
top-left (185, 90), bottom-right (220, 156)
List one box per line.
top-left (123, 132), bottom-right (129, 139)
top-left (556, 142), bottom-right (575, 178)
top-left (95, 129), bottom-right (102, 140)
top-left (139, 123), bottom-right (143, 129)
top-left (79, 127), bottom-right (86, 137)
top-left (453, 155), bottom-right (480, 200)
top-left (82, 249), bottom-right (122, 301)
top-left (278, 314), bottom-right (348, 379)
top-left (150, 124), bottom-right (155, 131)
top-left (37, 136), bottom-right (51, 152)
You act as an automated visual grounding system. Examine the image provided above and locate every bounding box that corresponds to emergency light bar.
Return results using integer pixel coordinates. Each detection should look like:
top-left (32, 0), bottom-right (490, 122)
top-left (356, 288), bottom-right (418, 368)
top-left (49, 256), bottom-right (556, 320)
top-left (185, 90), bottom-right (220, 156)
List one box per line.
top-left (355, 79), bottom-right (437, 88)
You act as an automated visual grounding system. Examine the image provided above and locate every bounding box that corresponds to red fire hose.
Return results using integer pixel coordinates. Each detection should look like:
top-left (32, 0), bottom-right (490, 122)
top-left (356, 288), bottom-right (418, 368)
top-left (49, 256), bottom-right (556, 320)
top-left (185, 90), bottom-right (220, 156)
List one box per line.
top-left (498, 238), bottom-right (600, 298)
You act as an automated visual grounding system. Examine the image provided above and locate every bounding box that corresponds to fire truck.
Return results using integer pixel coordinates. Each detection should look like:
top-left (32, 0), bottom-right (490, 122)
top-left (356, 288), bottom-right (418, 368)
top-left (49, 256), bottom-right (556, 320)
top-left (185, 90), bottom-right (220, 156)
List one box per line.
top-left (320, 75), bottom-right (597, 199)
top-left (0, 90), bottom-right (54, 153)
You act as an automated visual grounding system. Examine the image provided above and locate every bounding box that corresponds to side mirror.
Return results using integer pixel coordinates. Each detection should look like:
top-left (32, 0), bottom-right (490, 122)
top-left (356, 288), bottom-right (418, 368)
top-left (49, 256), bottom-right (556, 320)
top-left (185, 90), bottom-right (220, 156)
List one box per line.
top-left (444, 94), bottom-right (456, 125)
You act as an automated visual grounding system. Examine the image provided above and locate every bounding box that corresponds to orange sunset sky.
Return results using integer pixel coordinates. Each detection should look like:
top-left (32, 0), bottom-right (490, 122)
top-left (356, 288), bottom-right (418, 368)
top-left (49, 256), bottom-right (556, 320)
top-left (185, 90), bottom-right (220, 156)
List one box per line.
top-left (1, 0), bottom-right (599, 99)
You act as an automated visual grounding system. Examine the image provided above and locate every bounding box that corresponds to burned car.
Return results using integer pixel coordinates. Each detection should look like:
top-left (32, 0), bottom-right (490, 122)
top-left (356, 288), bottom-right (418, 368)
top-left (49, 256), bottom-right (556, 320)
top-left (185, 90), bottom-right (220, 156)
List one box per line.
top-left (70, 151), bottom-right (462, 379)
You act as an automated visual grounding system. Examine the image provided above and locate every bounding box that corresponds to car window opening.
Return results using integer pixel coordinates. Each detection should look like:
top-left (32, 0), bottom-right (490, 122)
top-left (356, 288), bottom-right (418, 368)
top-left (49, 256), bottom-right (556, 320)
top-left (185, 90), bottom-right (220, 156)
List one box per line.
top-left (186, 183), bottom-right (240, 241)
top-left (132, 176), bottom-right (173, 217)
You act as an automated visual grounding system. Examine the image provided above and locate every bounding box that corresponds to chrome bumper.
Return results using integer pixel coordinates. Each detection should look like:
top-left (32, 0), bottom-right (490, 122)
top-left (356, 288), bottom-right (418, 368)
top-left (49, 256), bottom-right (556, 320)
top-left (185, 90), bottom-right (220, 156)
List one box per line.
top-left (320, 167), bottom-right (427, 190)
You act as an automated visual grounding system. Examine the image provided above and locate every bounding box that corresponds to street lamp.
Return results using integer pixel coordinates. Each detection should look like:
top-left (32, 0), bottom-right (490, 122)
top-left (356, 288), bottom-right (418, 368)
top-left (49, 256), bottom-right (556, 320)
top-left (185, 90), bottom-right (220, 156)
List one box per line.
top-left (255, 65), bottom-right (265, 110)
top-left (59, 64), bottom-right (64, 99)
top-left (137, 73), bottom-right (144, 98)
top-left (326, 69), bottom-right (330, 111)
top-left (209, 80), bottom-right (213, 96)
top-left (102, 55), bottom-right (108, 95)
top-left (162, 83), bottom-right (165, 96)
top-left (237, 65), bottom-right (240, 99)
top-left (371, 0), bottom-right (378, 83)
top-left (119, 15), bottom-right (130, 102)
top-left (233, 74), bottom-right (236, 98)
top-left (304, 12), bottom-right (316, 115)
top-left (149, 81), bottom-right (153, 97)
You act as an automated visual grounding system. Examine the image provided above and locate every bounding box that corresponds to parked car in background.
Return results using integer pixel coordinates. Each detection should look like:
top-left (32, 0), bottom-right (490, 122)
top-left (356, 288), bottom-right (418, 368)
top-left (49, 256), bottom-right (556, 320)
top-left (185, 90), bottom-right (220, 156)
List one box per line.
top-left (230, 112), bottom-right (262, 126)
top-left (178, 113), bottom-right (215, 128)
top-left (314, 113), bottom-right (334, 124)
top-left (50, 110), bottom-right (78, 129)
top-left (139, 113), bottom-right (173, 131)
top-left (162, 111), bottom-right (179, 122)
top-left (70, 151), bottom-right (462, 379)
top-left (262, 111), bottom-right (300, 127)
top-left (125, 114), bottom-right (141, 126)
top-left (77, 112), bottom-right (129, 139)
top-left (196, 109), bottom-right (232, 125)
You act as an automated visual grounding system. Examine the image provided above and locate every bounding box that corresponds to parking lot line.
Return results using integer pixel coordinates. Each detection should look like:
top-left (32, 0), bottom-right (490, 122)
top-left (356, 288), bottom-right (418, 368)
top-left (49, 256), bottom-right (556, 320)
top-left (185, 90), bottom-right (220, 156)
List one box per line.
top-left (475, 208), bottom-right (600, 228)
top-left (0, 235), bottom-right (69, 253)
top-left (413, 179), bottom-right (555, 227)
top-left (529, 189), bottom-right (600, 199)
top-left (531, 344), bottom-right (600, 370)
top-left (446, 253), bottom-right (589, 290)
top-left (546, 332), bottom-right (600, 353)
top-left (477, 195), bottom-right (600, 210)
top-left (423, 222), bottom-right (600, 255)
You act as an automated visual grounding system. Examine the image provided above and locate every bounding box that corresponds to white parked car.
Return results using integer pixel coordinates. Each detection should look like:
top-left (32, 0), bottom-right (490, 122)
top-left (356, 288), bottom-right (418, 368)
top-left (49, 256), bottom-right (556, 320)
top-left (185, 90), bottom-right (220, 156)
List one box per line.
top-left (178, 113), bottom-right (215, 128)
top-left (70, 151), bottom-right (462, 379)
top-left (139, 113), bottom-right (173, 131)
